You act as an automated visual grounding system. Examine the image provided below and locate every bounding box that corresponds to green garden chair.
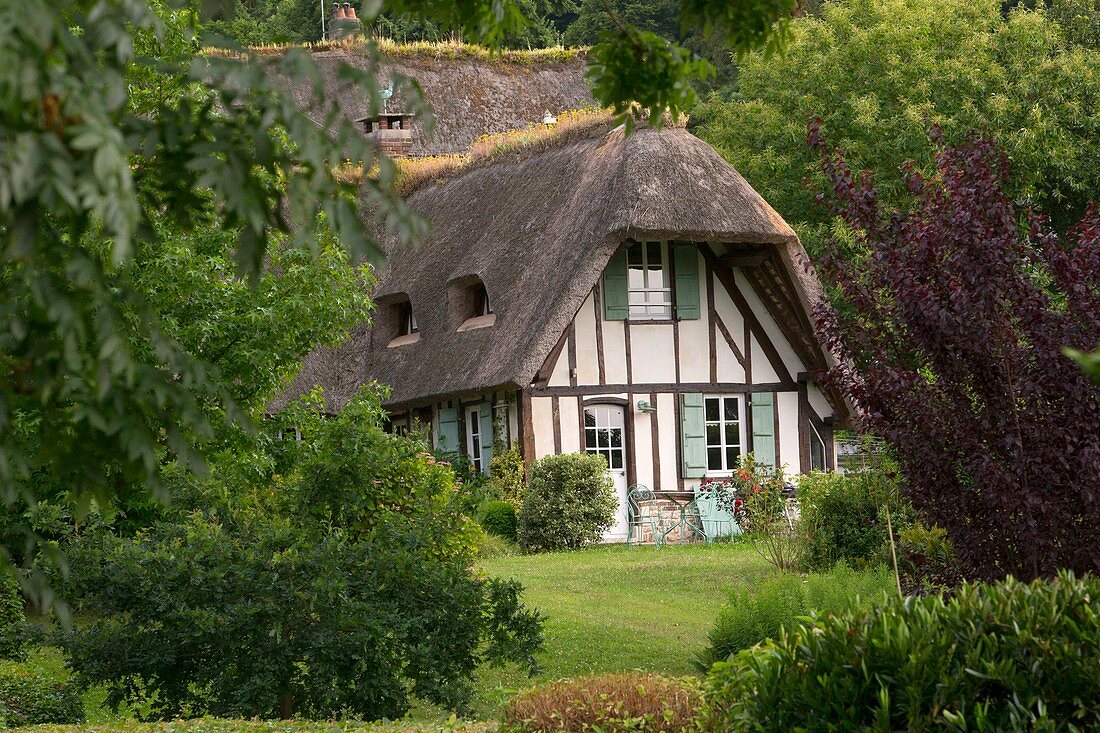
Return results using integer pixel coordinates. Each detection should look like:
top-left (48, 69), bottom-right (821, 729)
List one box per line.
top-left (693, 485), bottom-right (740, 543)
top-left (627, 485), bottom-right (664, 547)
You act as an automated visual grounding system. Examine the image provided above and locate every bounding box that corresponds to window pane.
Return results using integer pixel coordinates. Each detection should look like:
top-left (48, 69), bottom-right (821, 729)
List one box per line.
top-left (611, 451), bottom-right (623, 469)
top-left (586, 429), bottom-right (597, 450)
top-left (628, 243), bottom-right (643, 266)
top-left (727, 447), bottom-right (741, 468)
top-left (629, 291), bottom-right (646, 304)
top-left (646, 241), bottom-right (662, 267)
top-left (705, 398), bottom-right (719, 421)
top-left (724, 398), bottom-right (739, 421)
top-left (598, 429), bottom-right (609, 448)
top-left (629, 304), bottom-right (646, 317)
top-left (585, 410), bottom-right (596, 427)
top-left (706, 423), bottom-right (720, 446)
top-left (609, 428), bottom-right (622, 448)
top-left (707, 448), bottom-right (722, 470)
top-left (725, 422), bottom-right (739, 446)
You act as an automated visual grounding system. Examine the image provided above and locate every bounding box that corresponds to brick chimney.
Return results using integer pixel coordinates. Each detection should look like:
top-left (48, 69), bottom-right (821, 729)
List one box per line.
top-left (358, 112), bottom-right (416, 158)
top-left (329, 2), bottom-right (361, 40)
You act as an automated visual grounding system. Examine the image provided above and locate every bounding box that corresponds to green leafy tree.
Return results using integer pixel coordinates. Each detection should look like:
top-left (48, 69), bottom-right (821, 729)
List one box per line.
top-left (692, 0), bottom-right (1100, 254)
top-left (1050, 0), bottom-right (1100, 48)
top-left (60, 389), bottom-right (544, 720)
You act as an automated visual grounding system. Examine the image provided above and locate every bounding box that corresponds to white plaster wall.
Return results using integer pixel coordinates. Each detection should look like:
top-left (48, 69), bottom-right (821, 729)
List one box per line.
top-left (530, 396), bottom-right (556, 459)
top-left (750, 336), bottom-right (781, 383)
top-left (808, 382), bottom-right (833, 419)
top-left (735, 269), bottom-right (806, 379)
top-left (630, 400), bottom-right (654, 489)
top-left (547, 344), bottom-right (570, 386)
top-left (574, 293), bottom-right (600, 385)
top-left (777, 391), bottom-right (801, 475)
top-left (630, 325), bottom-right (677, 383)
top-left (656, 393), bottom-right (680, 490)
top-left (716, 335), bottom-right (747, 382)
top-left (602, 319), bottom-right (629, 384)
top-left (677, 317), bottom-right (709, 382)
top-left (559, 397), bottom-right (581, 454)
top-left (711, 272), bottom-right (747, 349)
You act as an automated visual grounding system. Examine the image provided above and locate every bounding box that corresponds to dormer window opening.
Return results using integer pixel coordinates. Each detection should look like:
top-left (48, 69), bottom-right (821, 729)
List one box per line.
top-left (476, 284), bottom-right (492, 316)
top-left (402, 301), bottom-right (419, 335)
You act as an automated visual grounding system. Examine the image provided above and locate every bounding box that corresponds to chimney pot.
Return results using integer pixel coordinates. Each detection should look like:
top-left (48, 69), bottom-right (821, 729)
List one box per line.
top-left (334, 3), bottom-right (346, 19)
top-left (346, 4), bottom-right (358, 19)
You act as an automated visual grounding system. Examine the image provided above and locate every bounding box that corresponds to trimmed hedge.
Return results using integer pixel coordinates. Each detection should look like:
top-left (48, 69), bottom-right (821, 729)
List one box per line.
top-left (480, 500), bottom-right (518, 541)
top-left (517, 453), bottom-right (617, 553)
top-left (0, 665), bottom-right (84, 728)
top-left (503, 674), bottom-right (701, 733)
top-left (704, 572), bottom-right (1100, 731)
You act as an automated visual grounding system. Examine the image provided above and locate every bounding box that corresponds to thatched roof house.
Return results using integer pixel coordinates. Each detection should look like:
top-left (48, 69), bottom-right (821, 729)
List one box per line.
top-left (281, 117), bottom-right (843, 544)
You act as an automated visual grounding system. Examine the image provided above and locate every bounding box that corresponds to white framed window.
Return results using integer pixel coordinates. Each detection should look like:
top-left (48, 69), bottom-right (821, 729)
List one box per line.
top-left (705, 395), bottom-right (743, 473)
top-left (810, 422), bottom-right (827, 471)
top-left (466, 405), bottom-right (484, 472)
top-left (627, 241), bottom-right (672, 320)
top-left (584, 404), bottom-right (625, 470)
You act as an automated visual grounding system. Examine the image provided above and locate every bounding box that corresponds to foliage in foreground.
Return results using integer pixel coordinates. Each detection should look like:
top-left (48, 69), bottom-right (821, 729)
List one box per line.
top-left (0, 662), bottom-right (84, 728)
top-left (695, 564), bottom-right (894, 671)
top-left (58, 390), bottom-right (543, 721)
top-left (797, 463), bottom-right (907, 571)
top-left (812, 126), bottom-right (1100, 580)
top-left (517, 453), bottom-right (617, 553)
top-left (19, 721), bottom-right (492, 733)
top-left (704, 572), bottom-right (1100, 731)
top-left (0, 572), bottom-right (25, 661)
top-left (503, 673), bottom-right (701, 733)
top-left (692, 0), bottom-right (1100, 253)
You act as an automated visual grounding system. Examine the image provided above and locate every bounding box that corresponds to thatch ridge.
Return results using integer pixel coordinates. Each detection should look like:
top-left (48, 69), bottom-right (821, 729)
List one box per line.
top-left (274, 125), bottom-right (823, 413)
top-left (207, 36), bottom-right (587, 65)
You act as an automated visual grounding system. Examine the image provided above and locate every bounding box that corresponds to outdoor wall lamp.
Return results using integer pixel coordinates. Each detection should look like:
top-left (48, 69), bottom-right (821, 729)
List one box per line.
top-left (636, 399), bottom-right (657, 413)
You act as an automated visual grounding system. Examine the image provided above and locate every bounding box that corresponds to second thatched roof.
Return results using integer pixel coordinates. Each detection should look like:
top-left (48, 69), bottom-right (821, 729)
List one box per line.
top-left (277, 122), bottom-right (825, 411)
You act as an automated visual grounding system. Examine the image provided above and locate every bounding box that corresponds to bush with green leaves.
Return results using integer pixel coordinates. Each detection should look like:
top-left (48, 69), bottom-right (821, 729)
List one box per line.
top-left (0, 573), bottom-right (25, 661)
top-left (899, 523), bottom-right (964, 596)
top-left (692, 0), bottom-right (1100, 253)
top-left (517, 453), bottom-right (617, 553)
top-left (487, 446), bottom-right (526, 507)
top-left (797, 464), bottom-right (908, 571)
top-left (703, 572), bottom-right (1100, 731)
top-left (695, 564), bottom-right (893, 670)
top-left (59, 389), bottom-right (544, 721)
top-left (480, 500), bottom-right (518, 541)
top-left (0, 665), bottom-right (84, 728)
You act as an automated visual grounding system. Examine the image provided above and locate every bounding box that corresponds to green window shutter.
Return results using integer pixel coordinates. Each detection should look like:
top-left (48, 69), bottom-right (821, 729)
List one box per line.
top-left (751, 393), bottom-right (776, 471)
top-left (479, 403), bottom-right (494, 473)
top-left (680, 393), bottom-right (707, 478)
top-left (603, 246), bottom-right (629, 321)
top-left (437, 406), bottom-right (459, 452)
top-left (673, 244), bottom-right (700, 320)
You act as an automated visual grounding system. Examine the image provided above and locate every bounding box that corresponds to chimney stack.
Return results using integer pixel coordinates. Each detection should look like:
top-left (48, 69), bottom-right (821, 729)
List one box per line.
top-left (329, 1), bottom-right (361, 39)
top-left (358, 112), bottom-right (416, 159)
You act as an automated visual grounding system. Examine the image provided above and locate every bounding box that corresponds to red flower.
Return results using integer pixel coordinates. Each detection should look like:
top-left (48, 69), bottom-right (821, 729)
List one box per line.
top-left (752, 484), bottom-right (761, 494)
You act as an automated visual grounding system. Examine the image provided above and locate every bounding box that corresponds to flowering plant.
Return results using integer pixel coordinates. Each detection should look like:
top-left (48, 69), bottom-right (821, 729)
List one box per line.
top-left (707, 455), bottom-right (802, 570)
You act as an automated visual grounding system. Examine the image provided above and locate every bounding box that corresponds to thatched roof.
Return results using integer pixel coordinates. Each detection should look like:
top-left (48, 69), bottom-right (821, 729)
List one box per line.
top-left (274, 123), bottom-right (830, 412)
top-left (278, 46), bottom-right (594, 156)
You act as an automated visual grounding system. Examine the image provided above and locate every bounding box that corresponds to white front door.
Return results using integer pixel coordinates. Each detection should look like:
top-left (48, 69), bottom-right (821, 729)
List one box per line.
top-left (584, 403), bottom-right (629, 540)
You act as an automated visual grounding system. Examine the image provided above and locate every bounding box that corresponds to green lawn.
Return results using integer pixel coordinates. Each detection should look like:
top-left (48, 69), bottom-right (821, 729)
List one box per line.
top-left (467, 542), bottom-right (775, 717)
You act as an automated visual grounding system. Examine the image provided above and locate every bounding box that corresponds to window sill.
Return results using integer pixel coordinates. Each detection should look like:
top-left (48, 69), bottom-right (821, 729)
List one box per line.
top-left (387, 332), bottom-right (421, 348)
top-left (457, 313), bottom-right (496, 332)
top-left (625, 317), bottom-right (674, 325)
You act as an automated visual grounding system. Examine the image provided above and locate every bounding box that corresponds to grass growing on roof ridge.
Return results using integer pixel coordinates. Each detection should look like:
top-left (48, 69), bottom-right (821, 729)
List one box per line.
top-left (392, 108), bottom-right (615, 196)
top-left (203, 36), bottom-right (586, 64)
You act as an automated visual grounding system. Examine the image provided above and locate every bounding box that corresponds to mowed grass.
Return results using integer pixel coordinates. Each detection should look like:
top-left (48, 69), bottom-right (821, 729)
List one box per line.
top-left (466, 542), bottom-right (775, 717)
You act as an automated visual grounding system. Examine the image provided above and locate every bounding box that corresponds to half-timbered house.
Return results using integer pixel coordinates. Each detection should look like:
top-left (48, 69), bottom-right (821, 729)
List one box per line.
top-left (280, 120), bottom-right (845, 541)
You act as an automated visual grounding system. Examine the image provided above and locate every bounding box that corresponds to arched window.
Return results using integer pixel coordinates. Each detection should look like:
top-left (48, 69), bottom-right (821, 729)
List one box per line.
top-left (378, 293), bottom-right (420, 348)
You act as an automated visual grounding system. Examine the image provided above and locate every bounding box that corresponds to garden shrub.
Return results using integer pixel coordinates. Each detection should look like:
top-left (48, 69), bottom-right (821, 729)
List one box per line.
top-left (0, 665), bottom-right (84, 727)
top-left (899, 523), bottom-right (964, 596)
top-left (503, 673), bottom-right (701, 733)
top-left (480, 500), bottom-right (518, 541)
top-left (0, 573), bottom-right (25, 661)
top-left (712, 456), bottom-right (803, 570)
top-left (487, 446), bottom-right (526, 507)
top-left (696, 564), bottom-right (893, 670)
top-left (703, 572), bottom-right (1100, 731)
top-left (798, 465), bottom-right (907, 571)
top-left (517, 453), bottom-right (617, 553)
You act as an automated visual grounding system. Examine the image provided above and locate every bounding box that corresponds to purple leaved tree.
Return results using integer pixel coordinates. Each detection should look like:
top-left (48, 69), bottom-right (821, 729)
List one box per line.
top-left (808, 119), bottom-right (1100, 580)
